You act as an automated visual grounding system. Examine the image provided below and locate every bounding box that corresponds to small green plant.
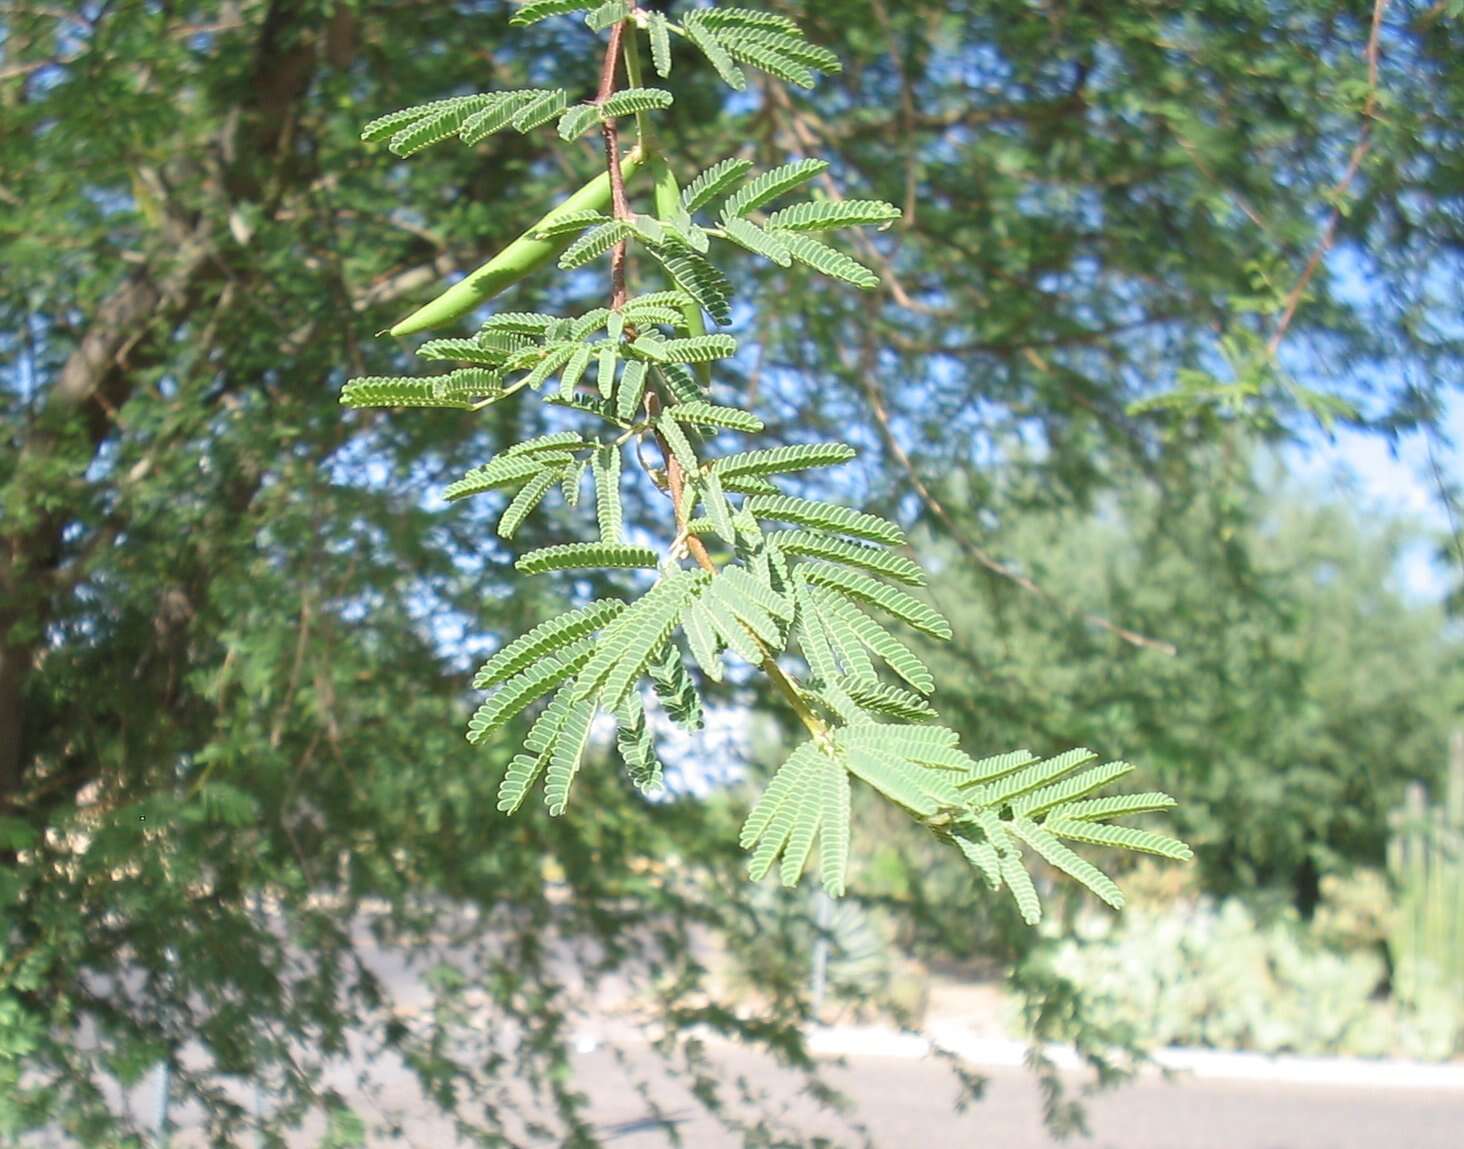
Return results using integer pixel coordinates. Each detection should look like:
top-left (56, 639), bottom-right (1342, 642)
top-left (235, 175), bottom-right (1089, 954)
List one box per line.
top-left (1037, 892), bottom-right (1461, 1060)
top-left (1388, 736), bottom-right (1464, 1044)
top-left (343, 1), bottom-right (1190, 920)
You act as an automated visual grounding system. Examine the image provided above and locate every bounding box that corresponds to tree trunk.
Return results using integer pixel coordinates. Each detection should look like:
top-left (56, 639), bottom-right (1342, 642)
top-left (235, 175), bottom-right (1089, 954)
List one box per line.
top-left (0, 627), bottom-right (24, 801)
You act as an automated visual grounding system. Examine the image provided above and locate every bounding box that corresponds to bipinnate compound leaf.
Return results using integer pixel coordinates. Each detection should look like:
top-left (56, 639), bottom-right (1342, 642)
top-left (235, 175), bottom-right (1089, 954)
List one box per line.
top-left (353, 3), bottom-right (1191, 924)
top-left (473, 600), bottom-right (625, 690)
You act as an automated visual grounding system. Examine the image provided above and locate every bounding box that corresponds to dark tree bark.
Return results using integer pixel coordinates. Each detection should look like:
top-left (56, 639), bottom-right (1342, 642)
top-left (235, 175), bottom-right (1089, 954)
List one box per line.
top-left (0, 1), bottom-right (330, 806)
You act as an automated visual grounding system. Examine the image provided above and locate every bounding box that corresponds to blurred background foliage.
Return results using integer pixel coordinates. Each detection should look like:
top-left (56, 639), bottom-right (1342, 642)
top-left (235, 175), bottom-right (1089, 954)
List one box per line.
top-left (1, 0), bottom-right (1459, 1142)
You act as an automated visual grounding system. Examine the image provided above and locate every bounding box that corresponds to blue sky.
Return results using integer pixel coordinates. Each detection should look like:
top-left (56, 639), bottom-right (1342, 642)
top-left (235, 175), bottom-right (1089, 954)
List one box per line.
top-left (1291, 394), bottom-right (1462, 602)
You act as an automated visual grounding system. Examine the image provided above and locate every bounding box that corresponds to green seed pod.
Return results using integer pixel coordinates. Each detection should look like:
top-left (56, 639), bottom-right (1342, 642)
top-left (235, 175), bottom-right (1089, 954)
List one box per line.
top-left (389, 148), bottom-right (645, 337)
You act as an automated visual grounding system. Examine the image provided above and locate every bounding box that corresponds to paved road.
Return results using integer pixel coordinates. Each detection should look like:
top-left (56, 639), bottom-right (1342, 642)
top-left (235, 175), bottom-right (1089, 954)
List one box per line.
top-left (176, 1035), bottom-right (1459, 1149)
top-left (69, 919), bottom-right (1464, 1148)
top-left (579, 1047), bottom-right (1459, 1149)
top-left (338, 928), bottom-right (1464, 1148)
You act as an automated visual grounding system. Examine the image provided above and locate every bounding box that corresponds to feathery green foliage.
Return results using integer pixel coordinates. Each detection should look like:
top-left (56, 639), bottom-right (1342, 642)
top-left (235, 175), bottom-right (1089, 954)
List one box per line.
top-left (346, 1), bottom-right (1188, 915)
top-left (683, 157), bottom-right (755, 212)
top-left (776, 230), bottom-right (880, 288)
top-left (711, 442), bottom-right (856, 478)
top-left (11, 0), bottom-right (1460, 1138)
top-left (560, 220), bottom-right (633, 269)
top-left (516, 541), bottom-right (658, 573)
top-left (647, 239), bottom-right (735, 324)
top-left (648, 644), bottom-right (705, 732)
top-left (721, 159), bottom-right (828, 219)
top-left (600, 87), bottom-right (673, 119)
top-left (510, 1), bottom-right (594, 25)
top-left (339, 375), bottom-right (478, 409)
top-left (362, 89), bottom-right (570, 155)
top-left (473, 599), bottom-right (625, 690)
top-left (721, 217), bottom-right (794, 265)
top-left (765, 199), bottom-right (901, 231)
top-left (615, 691), bottom-right (666, 793)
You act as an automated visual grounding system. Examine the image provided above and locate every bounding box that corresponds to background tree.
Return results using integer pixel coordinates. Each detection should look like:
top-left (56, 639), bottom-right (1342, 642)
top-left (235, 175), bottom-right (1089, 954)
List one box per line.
top-left (1, 0), bottom-right (1459, 1142)
top-left (917, 456), bottom-right (1461, 911)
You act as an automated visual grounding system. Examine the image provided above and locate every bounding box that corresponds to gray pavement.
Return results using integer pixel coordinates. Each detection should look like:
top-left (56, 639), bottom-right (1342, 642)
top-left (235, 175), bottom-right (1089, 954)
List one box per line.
top-left (45, 917), bottom-right (1464, 1148)
top-left (161, 1035), bottom-right (1461, 1148)
top-left (572, 1042), bottom-right (1464, 1149)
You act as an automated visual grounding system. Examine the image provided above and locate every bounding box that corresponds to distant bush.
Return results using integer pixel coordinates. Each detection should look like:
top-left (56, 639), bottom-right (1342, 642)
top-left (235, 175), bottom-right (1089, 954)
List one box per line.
top-left (1031, 889), bottom-right (1461, 1061)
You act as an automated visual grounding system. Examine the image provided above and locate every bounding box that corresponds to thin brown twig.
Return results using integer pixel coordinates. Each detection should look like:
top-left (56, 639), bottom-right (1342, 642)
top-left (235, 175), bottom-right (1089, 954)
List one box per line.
top-left (598, 18), bottom-right (631, 310)
top-left (1268, 0), bottom-right (1389, 357)
top-left (1174, 134), bottom-right (1274, 237)
top-left (648, 346), bottom-right (824, 734)
top-left (765, 81), bottom-right (1175, 654)
top-left (594, 12), bottom-right (827, 737)
top-left (658, 408), bottom-right (825, 732)
top-left (852, 306), bottom-right (1177, 656)
top-left (646, 390), bottom-right (716, 572)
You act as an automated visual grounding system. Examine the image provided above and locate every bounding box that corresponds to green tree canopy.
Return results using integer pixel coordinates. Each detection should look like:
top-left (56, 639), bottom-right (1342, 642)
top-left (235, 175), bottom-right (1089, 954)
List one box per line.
top-left (918, 454), bottom-right (1461, 910)
top-left (2, 0), bottom-right (1459, 1142)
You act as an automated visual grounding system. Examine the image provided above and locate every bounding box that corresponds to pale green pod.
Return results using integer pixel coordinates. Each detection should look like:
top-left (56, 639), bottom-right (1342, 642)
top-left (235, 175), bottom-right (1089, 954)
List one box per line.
top-left (389, 148), bottom-right (645, 337)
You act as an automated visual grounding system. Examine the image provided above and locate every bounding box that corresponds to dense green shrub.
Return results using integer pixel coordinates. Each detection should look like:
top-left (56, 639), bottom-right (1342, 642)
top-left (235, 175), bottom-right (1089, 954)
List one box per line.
top-left (1036, 891), bottom-right (1461, 1060)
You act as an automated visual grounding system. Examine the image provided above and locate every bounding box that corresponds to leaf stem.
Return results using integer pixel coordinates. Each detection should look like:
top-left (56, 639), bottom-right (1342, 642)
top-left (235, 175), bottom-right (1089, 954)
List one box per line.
top-left (598, 17), bottom-right (631, 310)
top-left (600, 12), bottom-right (828, 744)
top-left (620, 16), bottom-right (654, 152)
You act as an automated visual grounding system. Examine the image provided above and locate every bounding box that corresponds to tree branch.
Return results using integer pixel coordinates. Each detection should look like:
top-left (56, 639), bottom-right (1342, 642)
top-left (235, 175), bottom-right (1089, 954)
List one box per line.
top-left (851, 306), bottom-right (1178, 657)
top-left (1, 0), bottom-right (331, 805)
top-left (762, 82), bottom-right (1176, 655)
top-left (598, 17), bottom-right (631, 309)
top-left (594, 10), bottom-right (828, 740)
top-left (1267, 0), bottom-right (1390, 358)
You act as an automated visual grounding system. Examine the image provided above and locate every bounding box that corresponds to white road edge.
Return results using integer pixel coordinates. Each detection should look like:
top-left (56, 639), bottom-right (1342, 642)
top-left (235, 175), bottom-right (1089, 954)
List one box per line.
top-left (801, 1023), bottom-right (1464, 1092)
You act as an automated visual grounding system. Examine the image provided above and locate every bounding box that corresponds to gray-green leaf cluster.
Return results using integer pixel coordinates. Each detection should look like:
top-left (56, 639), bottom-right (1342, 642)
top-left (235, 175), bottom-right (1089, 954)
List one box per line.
top-left (344, 0), bottom-right (1189, 914)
